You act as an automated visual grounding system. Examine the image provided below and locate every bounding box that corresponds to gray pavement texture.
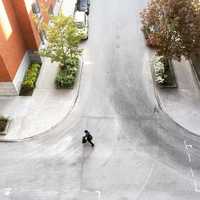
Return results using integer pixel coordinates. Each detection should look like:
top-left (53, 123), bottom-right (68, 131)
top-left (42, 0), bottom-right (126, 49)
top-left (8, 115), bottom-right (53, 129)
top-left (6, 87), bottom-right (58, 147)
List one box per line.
top-left (0, 0), bottom-right (200, 200)
top-left (154, 57), bottom-right (200, 136)
top-left (0, 57), bottom-right (81, 140)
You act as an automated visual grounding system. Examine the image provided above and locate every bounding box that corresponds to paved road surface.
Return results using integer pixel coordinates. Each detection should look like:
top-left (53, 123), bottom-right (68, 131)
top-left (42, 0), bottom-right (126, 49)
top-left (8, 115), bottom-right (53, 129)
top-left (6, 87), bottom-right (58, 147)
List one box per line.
top-left (0, 0), bottom-right (200, 199)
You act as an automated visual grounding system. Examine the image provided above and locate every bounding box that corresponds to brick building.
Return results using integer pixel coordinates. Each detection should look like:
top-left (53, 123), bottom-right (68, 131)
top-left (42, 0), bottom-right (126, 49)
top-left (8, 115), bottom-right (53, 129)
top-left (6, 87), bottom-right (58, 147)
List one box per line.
top-left (0, 0), bottom-right (57, 95)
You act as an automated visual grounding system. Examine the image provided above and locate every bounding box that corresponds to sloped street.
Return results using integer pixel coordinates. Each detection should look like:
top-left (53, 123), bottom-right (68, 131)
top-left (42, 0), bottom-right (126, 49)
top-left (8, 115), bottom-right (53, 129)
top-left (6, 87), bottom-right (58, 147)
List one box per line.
top-left (0, 0), bottom-right (200, 199)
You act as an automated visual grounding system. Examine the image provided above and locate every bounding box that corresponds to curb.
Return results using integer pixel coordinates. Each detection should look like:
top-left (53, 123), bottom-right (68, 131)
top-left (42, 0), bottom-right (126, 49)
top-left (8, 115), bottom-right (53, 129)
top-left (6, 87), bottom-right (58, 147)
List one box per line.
top-left (189, 59), bottom-right (200, 90)
top-left (0, 57), bottom-right (84, 143)
top-left (154, 87), bottom-right (200, 138)
top-left (143, 50), bottom-right (162, 111)
top-left (150, 58), bottom-right (200, 138)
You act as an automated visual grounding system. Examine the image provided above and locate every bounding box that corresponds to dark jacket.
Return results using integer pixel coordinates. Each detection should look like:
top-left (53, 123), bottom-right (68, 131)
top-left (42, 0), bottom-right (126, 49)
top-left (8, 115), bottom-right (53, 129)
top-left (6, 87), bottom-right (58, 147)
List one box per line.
top-left (86, 133), bottom-right (93, 140)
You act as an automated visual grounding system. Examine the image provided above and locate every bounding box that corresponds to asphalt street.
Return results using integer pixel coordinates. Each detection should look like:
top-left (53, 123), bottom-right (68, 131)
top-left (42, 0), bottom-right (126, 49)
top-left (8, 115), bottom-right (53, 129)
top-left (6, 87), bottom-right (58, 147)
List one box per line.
top-left (0, 0), bottom-right (200, 199)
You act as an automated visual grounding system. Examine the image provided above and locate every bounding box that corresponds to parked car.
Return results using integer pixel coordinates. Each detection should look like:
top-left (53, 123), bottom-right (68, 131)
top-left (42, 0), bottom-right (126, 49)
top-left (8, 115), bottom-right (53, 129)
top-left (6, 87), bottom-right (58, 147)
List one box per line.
top-left (76, 0), bottom-right (90, 15)
top-left (74, 11), bottom-right (89, 40)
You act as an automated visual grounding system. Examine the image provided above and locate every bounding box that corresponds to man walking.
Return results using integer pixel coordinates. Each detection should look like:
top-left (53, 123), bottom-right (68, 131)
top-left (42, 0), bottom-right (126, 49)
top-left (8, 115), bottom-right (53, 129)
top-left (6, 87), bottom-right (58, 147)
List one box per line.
top-left (82, 130), bottom-right (95, 147)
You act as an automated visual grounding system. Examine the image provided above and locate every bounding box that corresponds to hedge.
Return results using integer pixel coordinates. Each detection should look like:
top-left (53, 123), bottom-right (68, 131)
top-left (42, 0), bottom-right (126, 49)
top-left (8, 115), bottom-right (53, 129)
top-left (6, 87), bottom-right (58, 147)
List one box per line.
top-left (152, 56), bottom-right (177, 88)
top-left (20, 63), bottom-right (41, 95)
top-left (55, 57), bottom-right (79, 89)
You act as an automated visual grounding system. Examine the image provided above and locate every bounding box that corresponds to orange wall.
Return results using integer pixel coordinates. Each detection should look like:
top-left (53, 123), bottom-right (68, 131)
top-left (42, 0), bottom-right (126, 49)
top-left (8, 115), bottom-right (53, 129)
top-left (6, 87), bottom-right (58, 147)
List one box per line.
top-left (0, 0), bottom-right (56, 81)
top-left (13, 0), bottom-right (40, 49)
top-left (0, 55), bottom-right (11, 81)
top-left (0, 0), bottom-right (27, 81)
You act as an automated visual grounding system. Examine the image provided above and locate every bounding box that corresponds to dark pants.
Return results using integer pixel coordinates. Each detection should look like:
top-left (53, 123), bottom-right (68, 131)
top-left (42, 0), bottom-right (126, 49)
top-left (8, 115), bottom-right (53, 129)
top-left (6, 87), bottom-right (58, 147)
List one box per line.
top-left (87, 139), bottom-right (94, 147)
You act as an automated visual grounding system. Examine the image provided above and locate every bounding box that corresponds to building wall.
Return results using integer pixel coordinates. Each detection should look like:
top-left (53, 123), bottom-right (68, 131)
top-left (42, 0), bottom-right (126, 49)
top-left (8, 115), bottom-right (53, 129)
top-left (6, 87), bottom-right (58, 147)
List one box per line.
top-left (0, 55), bottom-right (11, 81)
top-left (0, 0), bottom-right (27, 81)
top-left (12, 0), bottom-right (39, 50)
top-left (0, 0), bottom-right (56, 84)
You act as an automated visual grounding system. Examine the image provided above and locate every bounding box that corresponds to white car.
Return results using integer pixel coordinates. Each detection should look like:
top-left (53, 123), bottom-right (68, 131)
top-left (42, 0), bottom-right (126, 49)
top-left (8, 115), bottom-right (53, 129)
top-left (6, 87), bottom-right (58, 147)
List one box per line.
top-left (74, 11), bottom-right (89, 40)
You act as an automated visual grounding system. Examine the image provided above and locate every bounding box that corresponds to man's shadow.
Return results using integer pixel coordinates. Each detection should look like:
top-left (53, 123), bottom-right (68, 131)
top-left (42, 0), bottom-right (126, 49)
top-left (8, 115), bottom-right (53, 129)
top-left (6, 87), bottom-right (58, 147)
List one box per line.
top-left (82, 142), bottom-right (94, 160)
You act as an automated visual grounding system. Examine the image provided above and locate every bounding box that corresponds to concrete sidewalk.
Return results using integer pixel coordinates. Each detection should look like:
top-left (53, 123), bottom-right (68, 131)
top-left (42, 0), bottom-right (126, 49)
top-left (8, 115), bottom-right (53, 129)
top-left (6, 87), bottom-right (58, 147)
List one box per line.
top-left (155, 57), bottom-right (200, 136)
top-left (0, 57), bottom-right (82, 141)
top-left (0, 0), bottom-right (81, 141)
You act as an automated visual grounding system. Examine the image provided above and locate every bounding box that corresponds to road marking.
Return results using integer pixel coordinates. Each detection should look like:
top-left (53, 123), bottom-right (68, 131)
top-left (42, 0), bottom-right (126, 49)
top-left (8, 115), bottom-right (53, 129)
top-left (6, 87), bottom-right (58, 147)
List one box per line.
top-left (194, 181), bottom-right (200, 192)
top-left (135, 164), bottom-right (154, 199)
top-left (190, 168), bottom-right (194, 178)
top-left (81, 189), bottom-right (101, 199)
top-left (184, 140), bottom-right (192, 162)
top-left (4, 188), bottom-right (12, 196)
top-left (96, 190), bottom-right (101, 200)
top-left (184, 141), bottom-right (200, 193)
top-left (184, 140), bottom-right (192, 150)
top-left (188, 153), bottom-right (191, 162)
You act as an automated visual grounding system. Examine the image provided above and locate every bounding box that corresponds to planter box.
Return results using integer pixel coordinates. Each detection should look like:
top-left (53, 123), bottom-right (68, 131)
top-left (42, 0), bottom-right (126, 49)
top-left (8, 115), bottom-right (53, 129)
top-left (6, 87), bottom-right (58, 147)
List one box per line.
top-left (190, 54), bottom-right (200, 88)
top-left (19, 87), bottom-right (34, 96)
top-left (152, 58), bottom-right (177, 88)
top-left (0, 119), bottom-right (11, 135)
top-left (55, 59), bottom-right (80, 89)
top-left (19, 63), bottom-right (41, 96)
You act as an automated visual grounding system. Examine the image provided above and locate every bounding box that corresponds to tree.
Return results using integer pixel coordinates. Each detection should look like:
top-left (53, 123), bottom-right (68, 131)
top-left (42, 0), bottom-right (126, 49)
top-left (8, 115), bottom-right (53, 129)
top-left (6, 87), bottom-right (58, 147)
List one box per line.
top-left (141, 0), bottom-right (200, 61)
top-left (39, 14), bottom-right (83, 67)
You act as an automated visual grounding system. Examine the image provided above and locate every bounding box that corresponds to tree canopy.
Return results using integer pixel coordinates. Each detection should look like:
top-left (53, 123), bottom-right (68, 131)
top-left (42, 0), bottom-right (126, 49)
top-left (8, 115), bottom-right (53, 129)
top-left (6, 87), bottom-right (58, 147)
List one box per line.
top-left (141, 0), bottom-right (200, 60)
top-left (39, 14), bottom-right (82, 67)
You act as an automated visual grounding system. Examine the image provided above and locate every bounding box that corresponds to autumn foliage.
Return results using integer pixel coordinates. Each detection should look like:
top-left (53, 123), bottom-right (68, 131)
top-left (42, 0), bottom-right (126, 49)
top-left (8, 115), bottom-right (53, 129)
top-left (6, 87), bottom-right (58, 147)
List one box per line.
top-left (141, 0), bottom-right (200, 61)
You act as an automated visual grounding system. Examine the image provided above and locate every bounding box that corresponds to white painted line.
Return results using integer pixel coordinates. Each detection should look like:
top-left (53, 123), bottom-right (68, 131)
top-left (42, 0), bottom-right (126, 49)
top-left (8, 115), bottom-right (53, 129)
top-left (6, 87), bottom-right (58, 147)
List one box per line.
top-left (81, 189), bottom-right (101, 199)
top-left (4, 188), bottom-right (12, 196)
top-left (183, 141), bottom-right (200, 193)
top-left (135, 164), bottom-right (154, 199)
top-left (187, 152), bottom-right (191, 162)
top-left (184, 140), bottom-right (193, 150)
top-left (96, 190), bottom-right (101, 200)
top-left (184, 141), bottom-right (192, 162)
top-left (190, 168), bottom-right (194, 178)
top-left (186, 144), bottom-right (193, 149)
top-left (194, 181), bottom-right (200, 193)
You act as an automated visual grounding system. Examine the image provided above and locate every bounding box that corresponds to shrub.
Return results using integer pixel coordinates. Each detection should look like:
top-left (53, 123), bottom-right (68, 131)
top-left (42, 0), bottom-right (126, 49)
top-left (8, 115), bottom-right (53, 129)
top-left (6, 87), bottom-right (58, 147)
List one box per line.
top-left (0, 117), bottom-right (8, 132)
top-left (55, 57), bottom-right (79, 89)
top-left (152, 56), bottom-right (168, 85)
top-left (66, 56), bottom-right (79, 68)
top-left (20, 63), bottom-right (41, 95)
